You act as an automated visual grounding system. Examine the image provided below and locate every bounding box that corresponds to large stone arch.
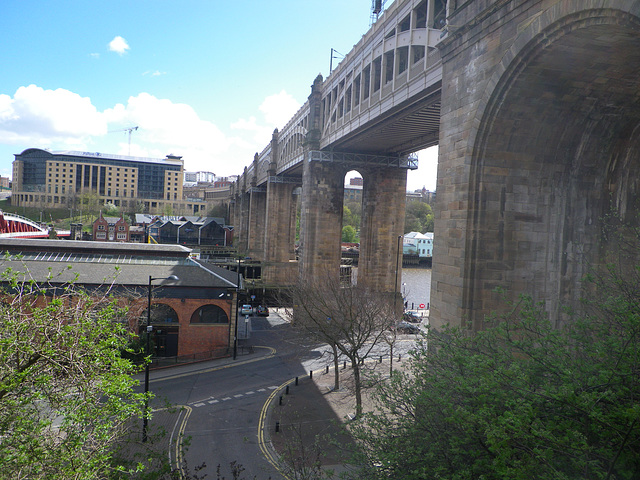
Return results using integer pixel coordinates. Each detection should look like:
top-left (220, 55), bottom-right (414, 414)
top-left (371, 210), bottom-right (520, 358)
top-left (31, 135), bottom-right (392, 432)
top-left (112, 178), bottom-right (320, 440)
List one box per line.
top-left (433, 1), bottom-right (640, 330)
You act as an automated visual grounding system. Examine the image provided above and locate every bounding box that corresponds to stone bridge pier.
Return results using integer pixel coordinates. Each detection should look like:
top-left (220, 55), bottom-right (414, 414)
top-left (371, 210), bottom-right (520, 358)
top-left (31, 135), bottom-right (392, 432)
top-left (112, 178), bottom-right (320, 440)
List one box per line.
top-left (431, 0), bottom-right (640, 331)
top-left (233, 148), bottom-right (407, 295)
top-left (298, 151), bottom-right (406, 295)
top-left (231, 156), bottom-right (299, 285)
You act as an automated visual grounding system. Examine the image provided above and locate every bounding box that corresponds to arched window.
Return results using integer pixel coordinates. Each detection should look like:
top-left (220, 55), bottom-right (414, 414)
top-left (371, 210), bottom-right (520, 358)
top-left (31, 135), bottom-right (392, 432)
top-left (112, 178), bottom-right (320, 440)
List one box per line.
top-left (190, 304), bottom-right (229, 324)
top-left (140, 303), bottom-right (179, 325)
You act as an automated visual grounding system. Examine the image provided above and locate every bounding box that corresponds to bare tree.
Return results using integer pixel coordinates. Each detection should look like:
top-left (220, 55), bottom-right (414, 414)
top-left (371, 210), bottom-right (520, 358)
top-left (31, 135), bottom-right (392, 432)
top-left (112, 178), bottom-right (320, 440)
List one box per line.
top-left (287, 270), bottom-right (395, 417)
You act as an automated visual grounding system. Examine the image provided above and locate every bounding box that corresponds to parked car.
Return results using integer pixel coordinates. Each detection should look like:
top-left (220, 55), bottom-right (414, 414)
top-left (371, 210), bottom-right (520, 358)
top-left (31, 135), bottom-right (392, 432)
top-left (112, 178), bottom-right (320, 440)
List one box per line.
top-left (396, 321), bottom-right (421, 334)
top-left (240, 304), bottom-right (253, 315)
top-left (402, 311), bottom-right (421, 323)
top-left (256, 305), bottom-right (269, 317)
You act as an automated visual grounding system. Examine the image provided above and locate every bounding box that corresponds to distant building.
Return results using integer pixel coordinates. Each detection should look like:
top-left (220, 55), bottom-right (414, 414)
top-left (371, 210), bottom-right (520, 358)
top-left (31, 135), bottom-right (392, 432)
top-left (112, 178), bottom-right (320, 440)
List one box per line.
top-left (404, 231), bottom-right (434, 258)
top-left (146, 215), bottom-right (230, 246)
top-left (93, 212), bottom-right (129, 242)
top-left (406, 187), bottom-right (436, 206)
top-left (184, 171), bottom-right (215, 184)
top-left (11, 148), bottom-right (207, 215)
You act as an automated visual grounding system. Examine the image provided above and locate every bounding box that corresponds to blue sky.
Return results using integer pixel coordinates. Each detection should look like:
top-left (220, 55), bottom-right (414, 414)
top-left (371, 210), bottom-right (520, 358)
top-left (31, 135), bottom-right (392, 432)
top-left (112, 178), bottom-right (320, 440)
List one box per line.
top-left (0, 0), bottom-right (437, 191)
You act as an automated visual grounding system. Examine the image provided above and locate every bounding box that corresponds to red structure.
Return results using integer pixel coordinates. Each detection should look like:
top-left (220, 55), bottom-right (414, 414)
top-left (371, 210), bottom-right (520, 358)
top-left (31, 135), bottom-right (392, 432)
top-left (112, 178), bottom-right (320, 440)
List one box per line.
top-left (0, 211), bottom-right (49, 238)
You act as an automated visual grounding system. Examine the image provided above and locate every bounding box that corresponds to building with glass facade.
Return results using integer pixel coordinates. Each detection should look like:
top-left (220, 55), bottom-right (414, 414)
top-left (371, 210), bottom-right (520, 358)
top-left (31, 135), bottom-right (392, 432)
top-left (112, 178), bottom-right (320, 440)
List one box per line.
top-left (12, 148), bottom-right (207, 215)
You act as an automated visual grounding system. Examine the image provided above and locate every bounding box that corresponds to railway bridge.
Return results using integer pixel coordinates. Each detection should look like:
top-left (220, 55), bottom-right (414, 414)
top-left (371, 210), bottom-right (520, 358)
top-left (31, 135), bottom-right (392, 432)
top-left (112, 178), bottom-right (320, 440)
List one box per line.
top-left (231, 0), bottom-right (640, 330)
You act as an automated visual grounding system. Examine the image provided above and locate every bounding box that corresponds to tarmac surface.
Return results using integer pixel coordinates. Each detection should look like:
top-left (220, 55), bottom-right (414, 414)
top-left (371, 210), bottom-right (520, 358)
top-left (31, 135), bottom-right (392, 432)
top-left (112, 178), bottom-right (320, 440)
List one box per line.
top-left (141, 309), bottom-right (418, 479)
top-left (264, 354), bottom-right (410, 479)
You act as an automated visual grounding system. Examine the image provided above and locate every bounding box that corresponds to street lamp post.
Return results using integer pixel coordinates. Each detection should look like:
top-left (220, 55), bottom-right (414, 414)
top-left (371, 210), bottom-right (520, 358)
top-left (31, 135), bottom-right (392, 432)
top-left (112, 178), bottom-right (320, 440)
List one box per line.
top-left (142, 274), bottom-right (179, 442)
top-left (233, 257), bottom-right (240, 360)
top-left (394, 235), bottom-right (403, 314)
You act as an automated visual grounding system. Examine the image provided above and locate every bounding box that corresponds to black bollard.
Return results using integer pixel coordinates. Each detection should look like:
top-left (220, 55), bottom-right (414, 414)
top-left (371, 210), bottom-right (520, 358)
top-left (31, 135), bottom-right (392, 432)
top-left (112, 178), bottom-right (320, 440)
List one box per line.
top-left (310, 370), bottom-right (313, 379)
top-left (285, 385), bottom-right (289, 395)
top-left (325, 365), bottom-right (329, 374)
top-left (343, 361), bottom-right (347, 370)
top-left (379, 355), bottom-right (383, 363)
top-left (398, 354), bottom-right (402, 361)
top-left (275, 421), bottom-right (280, 433)
top-left (279, 395), bottom-right (282, 406)
top-left (295, 376), bottom-right (299, 386)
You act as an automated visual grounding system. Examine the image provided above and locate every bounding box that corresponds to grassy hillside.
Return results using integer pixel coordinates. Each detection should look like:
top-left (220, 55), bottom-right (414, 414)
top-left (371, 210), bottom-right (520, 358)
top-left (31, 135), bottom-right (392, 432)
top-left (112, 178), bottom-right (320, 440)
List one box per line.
top-left (0, 200), bottom-right (97, 229)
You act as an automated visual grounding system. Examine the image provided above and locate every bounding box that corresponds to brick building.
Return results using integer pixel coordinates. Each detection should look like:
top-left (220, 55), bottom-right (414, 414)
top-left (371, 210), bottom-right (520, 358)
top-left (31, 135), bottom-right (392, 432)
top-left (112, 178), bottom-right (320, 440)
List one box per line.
top-left (93, 212), bottom-right (130, 242)
top-left (0, 239), bottom-right (241, 359)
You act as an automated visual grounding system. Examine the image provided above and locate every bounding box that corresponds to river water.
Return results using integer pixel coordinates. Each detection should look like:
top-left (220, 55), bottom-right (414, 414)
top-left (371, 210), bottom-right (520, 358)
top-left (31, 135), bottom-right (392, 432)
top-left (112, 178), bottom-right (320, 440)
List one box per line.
top-left (401, 267), bottom-right (432, 311)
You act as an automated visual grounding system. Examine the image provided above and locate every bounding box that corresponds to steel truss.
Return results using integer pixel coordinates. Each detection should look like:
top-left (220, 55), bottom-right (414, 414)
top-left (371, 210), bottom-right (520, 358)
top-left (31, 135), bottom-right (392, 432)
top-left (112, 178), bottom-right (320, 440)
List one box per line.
top-left (308, 150), bottom-right (418, 170)
top-left (268, 175), bottom-right (302, 184)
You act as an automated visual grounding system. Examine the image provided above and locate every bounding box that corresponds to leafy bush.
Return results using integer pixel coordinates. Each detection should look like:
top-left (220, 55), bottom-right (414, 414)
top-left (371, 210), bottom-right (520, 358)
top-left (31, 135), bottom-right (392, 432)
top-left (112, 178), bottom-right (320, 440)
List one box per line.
top-left (351, 274), bottom-right (640, 479)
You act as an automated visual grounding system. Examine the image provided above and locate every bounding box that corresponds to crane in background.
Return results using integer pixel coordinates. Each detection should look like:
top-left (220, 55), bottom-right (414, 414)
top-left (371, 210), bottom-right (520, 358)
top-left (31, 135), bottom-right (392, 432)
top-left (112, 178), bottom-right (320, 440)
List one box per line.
top-left (108, 126), bottom-right (138, 155)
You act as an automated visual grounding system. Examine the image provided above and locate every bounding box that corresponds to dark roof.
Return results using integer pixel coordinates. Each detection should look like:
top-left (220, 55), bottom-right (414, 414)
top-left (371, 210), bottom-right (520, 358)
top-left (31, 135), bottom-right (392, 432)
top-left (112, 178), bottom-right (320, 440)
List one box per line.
top-left (0, 238), bottom-right (191, 257)
top-left (0, 239), bottom-right (238, 289)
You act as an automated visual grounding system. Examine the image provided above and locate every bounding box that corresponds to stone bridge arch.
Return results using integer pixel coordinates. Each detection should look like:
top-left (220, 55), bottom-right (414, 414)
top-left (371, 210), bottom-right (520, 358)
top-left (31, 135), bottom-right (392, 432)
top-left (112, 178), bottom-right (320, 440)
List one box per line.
top-left (433, 0), bottom-right (640, 330)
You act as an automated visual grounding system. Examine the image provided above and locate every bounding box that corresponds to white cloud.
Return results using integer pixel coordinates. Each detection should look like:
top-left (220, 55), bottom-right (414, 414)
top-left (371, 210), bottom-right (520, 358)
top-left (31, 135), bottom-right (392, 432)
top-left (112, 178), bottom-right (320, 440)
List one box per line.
top-left (259, 90), bottom-right (301, 127)
top-left (142, 70), bottom-right (166, 77)
top-left (103, 93), bottom-right (239, 173)
top-left (0, 85), bottom-right (106, 148)
top-left (231, 90), bottom-right (301, 147)
top-left (0, 84), bottom-right (306, 179)
top-left (108, 36), bottom-right (130, 55)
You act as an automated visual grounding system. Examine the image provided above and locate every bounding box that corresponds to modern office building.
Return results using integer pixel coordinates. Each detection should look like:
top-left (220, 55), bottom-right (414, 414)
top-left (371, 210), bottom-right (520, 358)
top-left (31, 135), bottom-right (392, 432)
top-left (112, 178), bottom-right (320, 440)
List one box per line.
top-left (11, 148), bottom-right (207, 215)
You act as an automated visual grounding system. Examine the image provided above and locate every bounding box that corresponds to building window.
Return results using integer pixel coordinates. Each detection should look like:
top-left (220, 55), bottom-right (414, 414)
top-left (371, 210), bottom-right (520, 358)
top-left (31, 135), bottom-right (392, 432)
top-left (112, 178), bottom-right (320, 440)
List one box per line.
top-left (117, 233), bottom-right (126, 240)
top-left (98, 225), bottom-right (105, 230)
top-left (190, 304), bottom-right (229, 324)
top-left (144, 303), bottom-right (179, 324)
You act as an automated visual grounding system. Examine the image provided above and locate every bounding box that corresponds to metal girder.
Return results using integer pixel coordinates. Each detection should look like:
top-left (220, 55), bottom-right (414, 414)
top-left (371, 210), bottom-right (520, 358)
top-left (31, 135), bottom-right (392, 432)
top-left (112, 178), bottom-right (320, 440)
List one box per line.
top-left (308, 150), bottom-right (418, 170)
top-left (248, 186), bottom-right (267, 193)
top-left (268, 175), bottom-right (302, 185)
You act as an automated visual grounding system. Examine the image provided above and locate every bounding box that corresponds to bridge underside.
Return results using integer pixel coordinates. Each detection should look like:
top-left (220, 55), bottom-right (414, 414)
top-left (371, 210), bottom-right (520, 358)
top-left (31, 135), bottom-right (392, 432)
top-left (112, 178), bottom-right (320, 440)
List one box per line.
top-left (432, 0), bottom-right (640, 330)
top-left (321, 86), bottom-right (441, 155)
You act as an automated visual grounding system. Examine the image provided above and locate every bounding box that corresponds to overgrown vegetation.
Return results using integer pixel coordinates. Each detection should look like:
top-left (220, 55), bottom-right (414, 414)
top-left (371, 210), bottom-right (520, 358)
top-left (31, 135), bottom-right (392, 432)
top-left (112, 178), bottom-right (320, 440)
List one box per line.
top-left (0, 264), bottom-right (198, 479)
top-left (348, 270), bottom-right (640, 479)
top-left (404, 200), bottom-right (433, 233)
top-left (340, 199), bottom-right (433, 244)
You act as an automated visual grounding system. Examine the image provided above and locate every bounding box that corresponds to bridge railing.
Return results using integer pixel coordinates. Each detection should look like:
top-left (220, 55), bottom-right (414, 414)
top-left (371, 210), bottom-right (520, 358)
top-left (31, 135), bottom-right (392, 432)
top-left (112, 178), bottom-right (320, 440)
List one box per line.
top-left (320, 0), bottom-right (445, 145)
top-left (234, 0), bottom-right (447, 194)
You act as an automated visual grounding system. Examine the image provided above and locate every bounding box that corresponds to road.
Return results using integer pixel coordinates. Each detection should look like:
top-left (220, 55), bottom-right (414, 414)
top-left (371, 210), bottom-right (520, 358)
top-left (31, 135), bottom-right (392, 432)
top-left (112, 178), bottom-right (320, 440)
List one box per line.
top-left (143, 311), bottom-right (418, 479)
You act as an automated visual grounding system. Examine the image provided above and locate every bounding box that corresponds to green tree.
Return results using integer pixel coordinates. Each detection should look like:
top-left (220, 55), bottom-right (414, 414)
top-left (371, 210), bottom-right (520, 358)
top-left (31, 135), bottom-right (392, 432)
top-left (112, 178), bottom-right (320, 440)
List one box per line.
top-left (342, 225), bottom-right (357, 243)
top-left (349, 278), bottom-right (640, 479)
top-left (77, 190), bottom-right (102, 222)
top-left (404, 200), bottom-right (433, 233)
top-left (343, 201), bottom-right (362, 235)
top-left (104, 202), bottom-right (120, 216)
top-left (0, 272), bottom-right (147, 479)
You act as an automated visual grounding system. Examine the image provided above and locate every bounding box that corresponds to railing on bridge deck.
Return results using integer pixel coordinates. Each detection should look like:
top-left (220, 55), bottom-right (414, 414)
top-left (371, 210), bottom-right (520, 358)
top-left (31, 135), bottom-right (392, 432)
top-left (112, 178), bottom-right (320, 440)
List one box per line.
top-left (235, 0), bottom-right (446, 194)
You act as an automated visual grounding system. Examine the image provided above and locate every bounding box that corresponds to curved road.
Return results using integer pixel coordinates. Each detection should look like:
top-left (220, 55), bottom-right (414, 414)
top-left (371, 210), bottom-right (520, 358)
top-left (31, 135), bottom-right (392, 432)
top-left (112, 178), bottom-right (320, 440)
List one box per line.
top-left (144, 312), bottom-right (418, 479)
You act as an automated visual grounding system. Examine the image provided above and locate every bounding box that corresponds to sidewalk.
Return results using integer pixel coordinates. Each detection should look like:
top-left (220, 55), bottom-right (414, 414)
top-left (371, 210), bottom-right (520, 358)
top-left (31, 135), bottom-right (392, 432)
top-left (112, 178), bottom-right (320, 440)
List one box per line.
top-left (136, 345), bottom-right (274, 383)
top-left (265, 357), bottom-right (407, 477)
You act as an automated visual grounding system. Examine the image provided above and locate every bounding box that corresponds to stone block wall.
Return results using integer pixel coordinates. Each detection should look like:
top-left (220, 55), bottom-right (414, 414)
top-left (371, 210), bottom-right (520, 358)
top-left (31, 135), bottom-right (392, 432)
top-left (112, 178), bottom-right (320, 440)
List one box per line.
top-left (432, 0), bottom-right (640, 330)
